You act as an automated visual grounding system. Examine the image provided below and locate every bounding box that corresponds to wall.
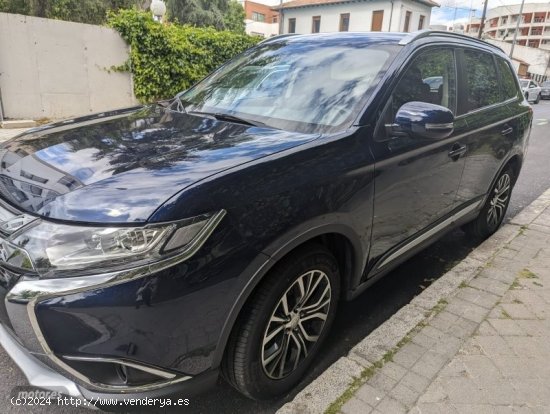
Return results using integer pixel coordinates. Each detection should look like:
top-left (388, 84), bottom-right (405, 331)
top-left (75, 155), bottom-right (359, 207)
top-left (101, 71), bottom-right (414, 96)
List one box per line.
top-left (245, 20), bottom-right (280, 37)
top-left (281, 0), bottom-right (432, 34)
top-left (0, 12), bottom-right (138, 120)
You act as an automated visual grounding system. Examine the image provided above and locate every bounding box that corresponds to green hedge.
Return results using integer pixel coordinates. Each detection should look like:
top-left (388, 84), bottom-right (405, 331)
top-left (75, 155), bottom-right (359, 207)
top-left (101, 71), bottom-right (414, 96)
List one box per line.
top-left (108, 9), bottom-right (261, 103)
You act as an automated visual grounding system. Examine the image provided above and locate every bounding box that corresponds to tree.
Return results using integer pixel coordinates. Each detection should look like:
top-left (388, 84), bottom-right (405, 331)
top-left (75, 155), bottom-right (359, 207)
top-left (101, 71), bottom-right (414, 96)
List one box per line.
top-left (166, 0), bottom-right (230, 30)
top-left (224, 0), bottom-right (245, 34)
top-left (0, 0), bottom-right (142, 24)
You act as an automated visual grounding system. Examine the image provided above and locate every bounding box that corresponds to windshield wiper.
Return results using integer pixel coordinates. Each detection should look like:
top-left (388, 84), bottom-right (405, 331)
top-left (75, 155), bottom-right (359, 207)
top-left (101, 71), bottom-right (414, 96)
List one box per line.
top-left (172, 94), bottom-right (187, 113)
top-left (188, 111), bottom-right (266, 127)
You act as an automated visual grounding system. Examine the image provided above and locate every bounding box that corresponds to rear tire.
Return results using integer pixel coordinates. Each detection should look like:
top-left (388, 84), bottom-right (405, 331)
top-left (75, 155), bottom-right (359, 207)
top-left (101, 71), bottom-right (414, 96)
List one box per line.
top-left (463, 165), bottom-right (515, 240)
top-left (222, 244), bottom-right (340, 400)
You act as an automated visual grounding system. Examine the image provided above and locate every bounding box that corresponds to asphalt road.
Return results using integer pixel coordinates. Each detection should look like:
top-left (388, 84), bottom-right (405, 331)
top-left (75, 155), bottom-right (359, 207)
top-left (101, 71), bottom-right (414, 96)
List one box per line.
top-left (2, 102), bottom-right (550, 414)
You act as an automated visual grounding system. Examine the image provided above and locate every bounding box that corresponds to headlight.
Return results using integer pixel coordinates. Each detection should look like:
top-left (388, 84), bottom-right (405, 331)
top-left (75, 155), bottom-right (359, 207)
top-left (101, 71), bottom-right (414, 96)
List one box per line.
top-left (11, 212), bottom-right (223, 277)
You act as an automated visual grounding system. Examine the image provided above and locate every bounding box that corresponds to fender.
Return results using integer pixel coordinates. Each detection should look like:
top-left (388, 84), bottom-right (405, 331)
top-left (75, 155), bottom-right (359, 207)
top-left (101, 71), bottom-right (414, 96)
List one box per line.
top-left (210, 215), bottom-right (368, 368)
top-left (480, 151), bottom-right (523, 207)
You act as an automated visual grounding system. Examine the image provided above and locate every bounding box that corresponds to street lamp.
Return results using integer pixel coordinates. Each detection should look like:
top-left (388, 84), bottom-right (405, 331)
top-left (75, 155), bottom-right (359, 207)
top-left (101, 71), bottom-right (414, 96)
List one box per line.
top-left (150, 0), bottom-right (167, 22)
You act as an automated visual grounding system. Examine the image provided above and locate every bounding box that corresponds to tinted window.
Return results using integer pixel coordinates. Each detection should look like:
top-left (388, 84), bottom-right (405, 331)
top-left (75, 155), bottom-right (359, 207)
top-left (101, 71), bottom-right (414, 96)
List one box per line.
top-left (497, 58), bottom-right (519, 100)
top-left (377, 48), bottom-right (456, 141)
top-left (462, 50), bottom-right (500, 112)
top-left (392, 48), bottom-right (457, 115)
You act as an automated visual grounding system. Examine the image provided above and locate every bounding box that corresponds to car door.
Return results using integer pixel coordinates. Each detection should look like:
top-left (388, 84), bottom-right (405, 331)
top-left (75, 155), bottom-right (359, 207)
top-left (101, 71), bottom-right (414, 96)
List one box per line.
top-left (367, 47), bottom-right (467, 272)
top-left (454, 48), bottom-right (516, 206)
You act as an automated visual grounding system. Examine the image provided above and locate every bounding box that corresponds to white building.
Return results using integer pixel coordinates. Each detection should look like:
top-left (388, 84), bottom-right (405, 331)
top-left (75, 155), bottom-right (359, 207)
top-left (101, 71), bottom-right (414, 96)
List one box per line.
top-left (466, 4), bottom-right (550, 50)
top-left (275, 0), bottom-right (437, 34)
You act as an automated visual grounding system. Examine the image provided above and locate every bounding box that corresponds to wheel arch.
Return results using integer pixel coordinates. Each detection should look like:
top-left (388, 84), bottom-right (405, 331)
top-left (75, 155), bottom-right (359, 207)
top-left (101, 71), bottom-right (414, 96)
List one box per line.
top-left (505, 154), bottom-right (522, 185)
top-left (211, 221), bottom-right (367, 368)
top-left (483, 153), bottom-right (523, 201)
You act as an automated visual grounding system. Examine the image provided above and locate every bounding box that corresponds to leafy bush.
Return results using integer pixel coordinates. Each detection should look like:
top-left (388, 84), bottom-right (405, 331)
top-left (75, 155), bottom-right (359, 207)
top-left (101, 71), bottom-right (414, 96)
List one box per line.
top-left (108, 9), bottom-right (260, 102)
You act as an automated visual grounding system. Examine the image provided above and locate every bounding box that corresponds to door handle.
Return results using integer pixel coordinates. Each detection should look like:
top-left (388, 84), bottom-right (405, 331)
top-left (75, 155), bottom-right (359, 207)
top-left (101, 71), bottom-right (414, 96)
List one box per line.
top-left (501, 125), bottom-right (514, 136)
top-left (448, 143), bottom-right (467, 161)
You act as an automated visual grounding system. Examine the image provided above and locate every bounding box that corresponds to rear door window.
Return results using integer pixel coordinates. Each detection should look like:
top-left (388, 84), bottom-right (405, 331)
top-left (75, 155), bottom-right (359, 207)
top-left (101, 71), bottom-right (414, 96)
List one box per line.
top-left (461, 50), bottom-right (500, 113)
top-left (496, 58), bottom-right (520, 100)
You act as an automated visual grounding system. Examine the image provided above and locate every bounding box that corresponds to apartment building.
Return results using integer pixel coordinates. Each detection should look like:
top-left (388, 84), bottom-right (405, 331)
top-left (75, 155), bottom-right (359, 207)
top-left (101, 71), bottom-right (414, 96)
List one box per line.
top-left (466, 3), bottom-right (550, 50)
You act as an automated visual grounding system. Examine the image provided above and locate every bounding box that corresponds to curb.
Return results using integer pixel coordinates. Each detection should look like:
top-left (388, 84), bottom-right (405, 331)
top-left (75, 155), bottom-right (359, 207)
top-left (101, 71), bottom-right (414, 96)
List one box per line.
top-left (277, 188), bottom-right (550, 414)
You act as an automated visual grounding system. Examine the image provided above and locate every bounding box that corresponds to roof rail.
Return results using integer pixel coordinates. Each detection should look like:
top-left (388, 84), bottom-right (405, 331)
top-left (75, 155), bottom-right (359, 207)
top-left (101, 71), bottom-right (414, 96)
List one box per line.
top-left (398, 30), bottom-right (505, 53)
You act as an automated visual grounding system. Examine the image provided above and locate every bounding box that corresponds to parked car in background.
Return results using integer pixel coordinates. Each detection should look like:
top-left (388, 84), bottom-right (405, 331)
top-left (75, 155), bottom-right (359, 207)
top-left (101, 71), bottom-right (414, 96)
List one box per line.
top-left (423, 75), bottom-right (443, 92)
top-left (520, 79), bottom-right (541, 103)
top-left (540, 81), bottom-right (550, 100)
top-left (0, 31), bottom-right (532, 403)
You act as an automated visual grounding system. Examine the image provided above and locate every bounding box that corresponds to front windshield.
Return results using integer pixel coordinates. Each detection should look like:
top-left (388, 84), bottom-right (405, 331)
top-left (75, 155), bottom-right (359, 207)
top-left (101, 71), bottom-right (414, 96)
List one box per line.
top-left (178, 39), bottom-right (398, 133)
top-left (520, 80), bottom-right (529, 88)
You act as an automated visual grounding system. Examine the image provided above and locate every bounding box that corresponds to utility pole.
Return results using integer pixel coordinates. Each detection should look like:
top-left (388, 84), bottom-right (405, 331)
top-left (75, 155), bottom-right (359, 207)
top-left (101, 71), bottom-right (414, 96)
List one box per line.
top-left (279, 0), bottom-right (284, 34)
top-left (478, 0), bottom-right (488, 39)
top-left (510, 0), bottom-right (526, 59)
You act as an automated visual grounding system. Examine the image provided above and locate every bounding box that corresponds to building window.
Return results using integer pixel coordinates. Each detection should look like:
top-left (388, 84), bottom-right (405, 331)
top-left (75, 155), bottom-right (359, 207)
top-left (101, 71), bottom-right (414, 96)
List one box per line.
top-left (339, 13), bottom-right (350, 32)
top-left (371, 10), bottom-right (384, 31)
top-left (58, 176), bottom-right (78, 190)
top-left (252, 11), bottom-right (265, 22)
top-left (528, 39), bottom-right (539, 48)
top-left (273, 15), bottom-right (278, 23)
top-left (312, 16), bottom-right (321, 33)
top-left (404, 11), bottom-right (412, 32)
top-left (418, 15), bottom-right (425, 30)
top-left (288, 18), bottom-right (296, 33)
top-left (501, 16), bottom-right (508, 25)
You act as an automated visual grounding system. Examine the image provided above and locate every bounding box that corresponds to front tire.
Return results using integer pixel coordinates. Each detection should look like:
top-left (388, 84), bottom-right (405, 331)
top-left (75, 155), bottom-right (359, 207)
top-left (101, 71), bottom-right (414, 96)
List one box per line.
top-left (534, 93), bottom-right (541, 104)
top-left (223, 244), bottom-right (340, 400)
top-left (463, 165), bottom-right (514, 239)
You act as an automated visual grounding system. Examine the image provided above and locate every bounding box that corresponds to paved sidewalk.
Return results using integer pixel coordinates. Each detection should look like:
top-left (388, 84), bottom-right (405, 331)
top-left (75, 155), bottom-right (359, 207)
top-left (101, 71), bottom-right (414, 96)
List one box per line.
top-left (279, 188), bottom-right (550, 414)
top-left (0, 128), bottom-right (30, 142)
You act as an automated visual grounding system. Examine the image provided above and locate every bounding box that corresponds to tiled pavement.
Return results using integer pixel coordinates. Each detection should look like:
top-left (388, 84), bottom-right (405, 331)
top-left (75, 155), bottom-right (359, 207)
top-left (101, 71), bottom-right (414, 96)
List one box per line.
top-left (337, 191), bottom-right (550, 414)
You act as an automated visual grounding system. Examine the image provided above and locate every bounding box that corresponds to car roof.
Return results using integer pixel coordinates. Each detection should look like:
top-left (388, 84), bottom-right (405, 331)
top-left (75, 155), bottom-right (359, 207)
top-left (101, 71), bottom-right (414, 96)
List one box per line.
top-left (261, 32), bottom-right (405, 46)
top-left (262, 30), bottom-right (504, 54)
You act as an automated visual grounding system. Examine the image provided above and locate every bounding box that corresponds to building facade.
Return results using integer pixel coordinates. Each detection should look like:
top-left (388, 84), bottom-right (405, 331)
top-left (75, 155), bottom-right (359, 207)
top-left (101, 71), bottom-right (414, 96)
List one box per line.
top-left (239, 0), bottom-right (280, 37)
top-left (466, 4), bottom-right (550, 50)
top-left (276, 0), bottom-right (436, 35)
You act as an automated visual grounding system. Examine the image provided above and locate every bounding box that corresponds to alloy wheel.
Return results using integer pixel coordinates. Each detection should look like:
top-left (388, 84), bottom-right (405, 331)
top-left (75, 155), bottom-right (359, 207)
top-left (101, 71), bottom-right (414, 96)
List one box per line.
top-left (261, 270), bottom-right (332, 380)
top-left (487, 173), bottom-right (511, 228)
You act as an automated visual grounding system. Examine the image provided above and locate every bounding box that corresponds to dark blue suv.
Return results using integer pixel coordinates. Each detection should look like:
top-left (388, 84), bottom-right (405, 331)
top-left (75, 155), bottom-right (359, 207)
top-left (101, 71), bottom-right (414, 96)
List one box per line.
top-left (0, 31), bottom-right (532, 402)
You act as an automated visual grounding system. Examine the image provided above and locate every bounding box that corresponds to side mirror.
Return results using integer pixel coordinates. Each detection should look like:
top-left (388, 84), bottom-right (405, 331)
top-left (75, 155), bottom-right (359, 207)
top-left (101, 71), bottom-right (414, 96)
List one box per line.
top-left (392, 101), bottom-right (454, 140)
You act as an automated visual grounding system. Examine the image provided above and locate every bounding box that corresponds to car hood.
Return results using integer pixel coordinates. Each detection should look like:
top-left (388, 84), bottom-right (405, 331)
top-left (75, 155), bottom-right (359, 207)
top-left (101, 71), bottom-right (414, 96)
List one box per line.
top-left (0, 105), bottom-right (318, 223)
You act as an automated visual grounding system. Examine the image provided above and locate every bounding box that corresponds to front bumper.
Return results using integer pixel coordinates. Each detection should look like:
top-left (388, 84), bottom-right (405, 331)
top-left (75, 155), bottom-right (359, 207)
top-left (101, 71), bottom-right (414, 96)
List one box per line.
top-left (0, 323), bottom-right (219, 406)
top-left (0, 323), bottom-right (83, 399)
top-left (0, 203), bottom-right (231, 401)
